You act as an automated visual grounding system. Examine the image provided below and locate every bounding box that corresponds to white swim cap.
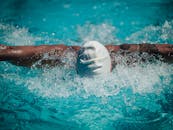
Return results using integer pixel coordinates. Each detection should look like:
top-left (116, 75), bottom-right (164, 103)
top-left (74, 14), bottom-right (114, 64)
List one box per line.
top-left (76, 41), bottom-right (111, 76)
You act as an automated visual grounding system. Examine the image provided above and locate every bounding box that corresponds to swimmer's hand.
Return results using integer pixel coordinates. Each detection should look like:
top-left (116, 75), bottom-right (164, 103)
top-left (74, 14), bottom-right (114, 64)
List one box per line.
top-left (0, 44), bottom-right (10, 61)
top-left (0, 44), bottom-right (8, 50)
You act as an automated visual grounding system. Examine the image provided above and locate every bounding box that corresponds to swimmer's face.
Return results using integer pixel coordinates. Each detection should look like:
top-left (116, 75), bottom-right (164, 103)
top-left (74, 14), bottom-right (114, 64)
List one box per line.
top-left (76, 41), bottom-right (111, 76)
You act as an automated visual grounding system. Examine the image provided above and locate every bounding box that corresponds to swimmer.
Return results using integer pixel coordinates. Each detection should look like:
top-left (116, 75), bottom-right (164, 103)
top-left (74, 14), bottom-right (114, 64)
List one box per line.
top-left (0, 41), bottom-right (173, 76)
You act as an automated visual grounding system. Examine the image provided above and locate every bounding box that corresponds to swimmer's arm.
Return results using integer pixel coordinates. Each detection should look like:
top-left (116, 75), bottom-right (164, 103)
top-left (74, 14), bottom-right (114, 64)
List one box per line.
top-left (106, 44), bottom-right (173, 62)
top-left (139, 44), bottom-right (173, 62)
top-left (0, 44), bottom-right (80, 67)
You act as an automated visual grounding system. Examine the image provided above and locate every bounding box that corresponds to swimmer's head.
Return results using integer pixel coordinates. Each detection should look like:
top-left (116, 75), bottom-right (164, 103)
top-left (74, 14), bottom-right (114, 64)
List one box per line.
top-left (76, 41), bottom-right (111, 76)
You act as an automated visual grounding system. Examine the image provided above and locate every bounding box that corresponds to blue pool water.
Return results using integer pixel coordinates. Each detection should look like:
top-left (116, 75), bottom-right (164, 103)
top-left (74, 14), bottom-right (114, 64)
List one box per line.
top-left (0, 0), bottom-right (173, 129)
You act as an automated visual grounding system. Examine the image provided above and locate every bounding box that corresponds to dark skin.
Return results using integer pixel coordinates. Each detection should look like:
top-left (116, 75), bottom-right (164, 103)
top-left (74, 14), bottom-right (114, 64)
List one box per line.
top-left (0, 43), bottom-right (173, 68)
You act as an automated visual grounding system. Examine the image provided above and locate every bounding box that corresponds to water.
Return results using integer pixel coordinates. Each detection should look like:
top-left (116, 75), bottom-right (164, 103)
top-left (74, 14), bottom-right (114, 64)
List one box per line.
top-left (0, 0), bottom-right (173, 130)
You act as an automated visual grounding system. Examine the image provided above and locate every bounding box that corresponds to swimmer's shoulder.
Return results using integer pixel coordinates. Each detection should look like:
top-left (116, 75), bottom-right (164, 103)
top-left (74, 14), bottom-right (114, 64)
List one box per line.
top-left (47, 44), bottom-right (81, 52)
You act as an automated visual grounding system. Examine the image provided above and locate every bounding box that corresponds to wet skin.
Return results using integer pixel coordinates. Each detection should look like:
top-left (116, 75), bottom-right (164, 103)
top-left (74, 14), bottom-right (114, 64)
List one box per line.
top-left (0, 43), bottom-right (173, 67)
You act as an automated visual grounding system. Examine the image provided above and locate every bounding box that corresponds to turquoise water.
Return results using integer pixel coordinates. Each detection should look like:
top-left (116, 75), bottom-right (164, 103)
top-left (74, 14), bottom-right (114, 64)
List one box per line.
top-left (0, 0), bottom-right (173, 129)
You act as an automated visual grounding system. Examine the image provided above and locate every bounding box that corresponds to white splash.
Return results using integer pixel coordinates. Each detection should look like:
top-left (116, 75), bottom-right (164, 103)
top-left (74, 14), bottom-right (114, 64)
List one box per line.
top-left (77, 23), bottom-right (119, 44)
top-left (25, 56), bottom-right (172, 98)
top-left (0, 23), bottom-right (41, 45)
top-left (126, 20), bottom-right (173, 43)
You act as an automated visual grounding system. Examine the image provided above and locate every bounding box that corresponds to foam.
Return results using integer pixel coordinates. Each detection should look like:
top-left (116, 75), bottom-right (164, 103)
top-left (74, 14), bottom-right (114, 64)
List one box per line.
top-left (77, 23), bottom-right (119, 44)
top-left (0, 23), bottom-right (40, 45)
top-left (25, 54), bottom-right (172, 99)
top-left (125, 20), bottom-right (173, 44)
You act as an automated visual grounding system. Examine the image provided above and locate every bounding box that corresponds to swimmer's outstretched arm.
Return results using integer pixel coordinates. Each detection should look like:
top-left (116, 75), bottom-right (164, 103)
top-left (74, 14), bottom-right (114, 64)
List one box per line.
top-left (0, 44), bottom-right (80, 66)
top-left (106, 44), bottom-right (173, 62)
top-left (0, 43), bottom-right (173, 67)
